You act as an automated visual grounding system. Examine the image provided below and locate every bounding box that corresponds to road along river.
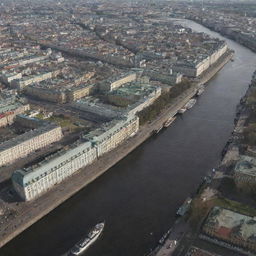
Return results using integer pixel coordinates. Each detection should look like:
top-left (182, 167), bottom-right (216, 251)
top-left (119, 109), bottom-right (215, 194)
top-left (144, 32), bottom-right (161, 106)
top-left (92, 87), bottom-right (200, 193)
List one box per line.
top-left (1, 20), bottom-right (256, 256)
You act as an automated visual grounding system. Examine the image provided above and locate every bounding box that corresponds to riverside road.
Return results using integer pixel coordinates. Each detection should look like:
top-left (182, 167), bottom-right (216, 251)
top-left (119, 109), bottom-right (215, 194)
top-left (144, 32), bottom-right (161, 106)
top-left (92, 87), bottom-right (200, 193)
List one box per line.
top-left (1, 20), bottom-right (256, 256)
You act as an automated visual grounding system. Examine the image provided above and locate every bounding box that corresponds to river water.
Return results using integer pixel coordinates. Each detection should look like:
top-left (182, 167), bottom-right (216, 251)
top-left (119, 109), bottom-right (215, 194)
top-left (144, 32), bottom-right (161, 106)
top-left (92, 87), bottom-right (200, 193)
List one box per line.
top-left (1, 20), bottom-right (256, 256)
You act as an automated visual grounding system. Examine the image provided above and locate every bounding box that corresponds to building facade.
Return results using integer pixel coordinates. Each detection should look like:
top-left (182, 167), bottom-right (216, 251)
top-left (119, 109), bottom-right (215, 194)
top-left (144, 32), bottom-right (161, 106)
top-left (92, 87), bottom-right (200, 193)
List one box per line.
top-left (12, 115), bottom-right (139, 201)
top-left (0, 124), bottom-right (62, 167)
top-left (127, 87), bottom-right (162, 115)
top-left (0, 99), bottom-right (30, 128)
top-left (86, 115), bottom-right (139, 157)
top-left (10, 71), bottom-right (55, 90)
top-left (100, 72), bottom-right (137, 92)
top-left (172, 43), bottom-right (228, 77)
top-left (66, 84), bottom-right (94, 102)
top-left (12, 140), bottom-right (97, 201)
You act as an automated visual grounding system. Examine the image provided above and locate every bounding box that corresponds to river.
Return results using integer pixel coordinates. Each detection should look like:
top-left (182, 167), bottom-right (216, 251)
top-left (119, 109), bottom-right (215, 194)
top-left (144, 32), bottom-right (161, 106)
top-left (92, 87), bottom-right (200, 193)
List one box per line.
top-left (1, 20), bottom-right (256, 256)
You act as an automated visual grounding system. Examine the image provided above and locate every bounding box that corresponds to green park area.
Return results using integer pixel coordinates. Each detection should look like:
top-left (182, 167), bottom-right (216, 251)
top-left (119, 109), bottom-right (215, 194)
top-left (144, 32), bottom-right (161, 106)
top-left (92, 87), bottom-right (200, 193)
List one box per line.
top-left (138, 79), bottom-right (193, 125)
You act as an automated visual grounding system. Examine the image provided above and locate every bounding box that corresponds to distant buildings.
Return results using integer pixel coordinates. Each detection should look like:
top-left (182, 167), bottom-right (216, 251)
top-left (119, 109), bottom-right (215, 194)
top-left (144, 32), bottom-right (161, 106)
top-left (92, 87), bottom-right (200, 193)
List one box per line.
top-left (184, 5), bottom-right (256, 53)
top-left (0, 122), bottom-right (62, 167)
top-left (72, 82), bottom-right (162, 120)
top-left (202, 207), bottom-right (256, 253)
top-left (172, 43), bottom-right (228, 78)
top-left (0, 0), bottom-right (233, 205)
top-left (99, 72), bottom-right (137, 92)
top-left (12, 115), bottom-right (139, 201)
top-left (0, 95), bottom-right (30, 128)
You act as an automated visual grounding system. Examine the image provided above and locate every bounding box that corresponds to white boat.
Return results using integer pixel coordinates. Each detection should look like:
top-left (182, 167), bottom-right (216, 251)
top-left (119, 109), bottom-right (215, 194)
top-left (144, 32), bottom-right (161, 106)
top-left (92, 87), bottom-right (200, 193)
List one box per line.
top-left (178, 108), bottom-right (186, 114)
top-left (197, 85), bottom-right (205, 96)
top-left (176, 197), bottom-right (192, 216)
top-left (153, 126), bottom-right (163, 134)
top-left (70, 222), bottom-right (105, 255)
top-left (163, 117), bottom-right (176, 128)
top-left (184, 99), bottom-right (197, 110)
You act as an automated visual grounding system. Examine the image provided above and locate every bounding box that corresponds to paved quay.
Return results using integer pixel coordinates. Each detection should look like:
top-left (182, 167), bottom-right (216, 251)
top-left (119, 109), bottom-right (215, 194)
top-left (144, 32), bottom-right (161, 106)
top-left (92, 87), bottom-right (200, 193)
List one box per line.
top-left (143, 51), bottom-right (234, 256)
top-left (0, 85), bottom-right (198, 248)
top-left (0, 52), bottom-right (233, 249)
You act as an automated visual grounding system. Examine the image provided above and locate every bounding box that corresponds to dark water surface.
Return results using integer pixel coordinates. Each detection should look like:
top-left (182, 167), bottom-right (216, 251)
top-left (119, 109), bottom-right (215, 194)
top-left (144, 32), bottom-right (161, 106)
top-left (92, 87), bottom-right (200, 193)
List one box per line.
top-left (1, 20), bottom-right (256, 256)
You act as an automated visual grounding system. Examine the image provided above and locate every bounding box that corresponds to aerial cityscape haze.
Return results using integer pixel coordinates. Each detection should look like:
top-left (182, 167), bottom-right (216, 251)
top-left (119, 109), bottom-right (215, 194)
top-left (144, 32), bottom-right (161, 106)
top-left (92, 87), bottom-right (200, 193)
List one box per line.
top-left (0, 0), bottom-right (256, 255)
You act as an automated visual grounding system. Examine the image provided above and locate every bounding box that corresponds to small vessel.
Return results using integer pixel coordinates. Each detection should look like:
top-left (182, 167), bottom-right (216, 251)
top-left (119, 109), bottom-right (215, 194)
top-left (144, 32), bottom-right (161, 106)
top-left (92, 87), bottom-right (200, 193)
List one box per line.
top-left (153, 126), bottom-right (163, 134)
top-left (163, 117), bottom-right (176, 128)
top-left (178, 108), bottom-right (186, 114)
top-left (70, 222), bottom-right (105, 255)
top-left (196, 85), bottom-right (205, 96)
top-left (184, 99), bottom-right (197, 110)
top-left (176, 197), bottom-right (192, 216)
top-left (159, 229), bottom-right (171, 244)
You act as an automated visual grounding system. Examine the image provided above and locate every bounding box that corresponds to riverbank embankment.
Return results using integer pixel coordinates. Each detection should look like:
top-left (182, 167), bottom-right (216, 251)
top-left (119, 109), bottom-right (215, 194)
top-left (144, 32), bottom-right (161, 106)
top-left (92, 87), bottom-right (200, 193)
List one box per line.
top-left (0, 50), bottom-right (233, 249)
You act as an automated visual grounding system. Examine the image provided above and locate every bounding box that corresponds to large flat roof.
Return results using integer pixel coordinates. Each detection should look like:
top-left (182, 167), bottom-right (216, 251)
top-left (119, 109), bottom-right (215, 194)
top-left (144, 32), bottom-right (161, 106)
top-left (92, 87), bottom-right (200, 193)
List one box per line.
top-left (234, 155), bottom-right (256, 177)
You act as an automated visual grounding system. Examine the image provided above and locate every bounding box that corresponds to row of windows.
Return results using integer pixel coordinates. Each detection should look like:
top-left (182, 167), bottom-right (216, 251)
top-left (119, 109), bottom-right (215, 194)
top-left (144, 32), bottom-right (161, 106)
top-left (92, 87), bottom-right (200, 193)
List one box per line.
top-left (25, 151), bottom-right (97, 187)
top-left (0, 130), bottom-right (62, 164)
top-left (20, 119), bottom-right (139, 200)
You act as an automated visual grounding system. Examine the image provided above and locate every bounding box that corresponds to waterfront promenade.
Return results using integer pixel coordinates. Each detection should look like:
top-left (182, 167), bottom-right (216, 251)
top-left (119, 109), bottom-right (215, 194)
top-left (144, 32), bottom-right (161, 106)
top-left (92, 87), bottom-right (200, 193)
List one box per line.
top-left (0, 49), bottom-right (233, 249)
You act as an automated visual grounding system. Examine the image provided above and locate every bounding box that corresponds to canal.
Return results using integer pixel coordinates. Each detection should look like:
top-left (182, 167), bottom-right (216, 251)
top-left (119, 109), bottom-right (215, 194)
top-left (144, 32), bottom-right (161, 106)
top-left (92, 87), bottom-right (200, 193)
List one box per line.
top-left (1, 20), bottom-right (256, 256)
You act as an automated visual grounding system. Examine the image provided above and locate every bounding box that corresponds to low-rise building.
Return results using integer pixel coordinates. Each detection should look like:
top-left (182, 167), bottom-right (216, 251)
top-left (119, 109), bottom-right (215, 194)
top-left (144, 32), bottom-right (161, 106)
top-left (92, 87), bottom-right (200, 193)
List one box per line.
top-left (99, 72), bottom-right (137, 92)
top-left (71, 97), bottom-right (121, 120)
top-left (15, 114), bottom-right (47, 129)
top-left (143, 69), bottom-right (183, 85)
top-left (202, 207), bottom-right (256, 253)
top-left (25, 85), bottom-right (67, 103)
top-left (0, 123), bottom-right (62, 167)
top-left (234, 155), bottom-right (256, 187)
top-left (66, 84), bottom-right (95, 102)
top-left (10, 71), bottom-right (56, 90)
top-left (25, 70), bottom-right (95, 103)
top-left (0, 96), bottom-right (30, 128)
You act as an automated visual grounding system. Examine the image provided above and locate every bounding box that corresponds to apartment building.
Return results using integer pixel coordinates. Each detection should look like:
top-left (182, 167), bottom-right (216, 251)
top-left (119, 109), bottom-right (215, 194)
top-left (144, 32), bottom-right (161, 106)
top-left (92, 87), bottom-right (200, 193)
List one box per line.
top-left (172, 43), bottom-right (228, 77)
top-left (0, 124), bottom-right (62, 167)
top-left (12, 115), bottom-right (139, 201)
top-left (84, 115), bottom-right (139, 157)
top-left (99, 72), bottom-right (137, 92)
top-left (12, 140), bottom-right (96, 201)
top-left (0, 97), bottom-right (30, 128)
